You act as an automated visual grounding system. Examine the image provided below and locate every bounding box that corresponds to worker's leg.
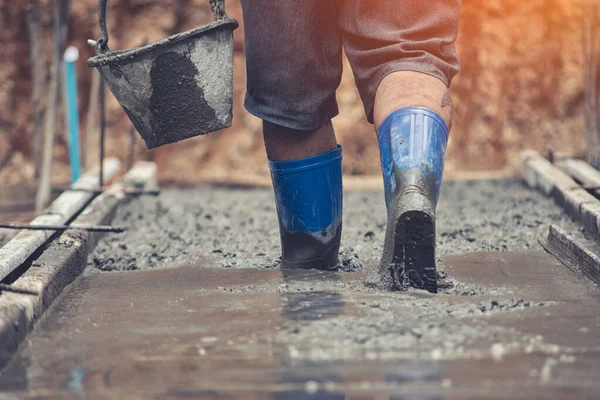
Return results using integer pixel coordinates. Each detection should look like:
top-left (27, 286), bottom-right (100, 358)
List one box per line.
top-left (374, 74), bottom-right (452, 293)
top-left (339, 0), bottom-right (461, 291)
top-left (241, 0), bottom-right (344, 270)
top-left (263, 120), bottom-right (337, 162)
top-left (373, 72), bottom-right (453, 130)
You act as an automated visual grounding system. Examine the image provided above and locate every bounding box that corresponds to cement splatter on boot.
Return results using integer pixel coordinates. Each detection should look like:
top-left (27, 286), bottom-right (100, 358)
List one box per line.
top-left (376, 107), bottom-right (450, 293)
top-left (270, 146), bottom-right (343, 272)
top-left (380, 171), bottom-right (438, 293)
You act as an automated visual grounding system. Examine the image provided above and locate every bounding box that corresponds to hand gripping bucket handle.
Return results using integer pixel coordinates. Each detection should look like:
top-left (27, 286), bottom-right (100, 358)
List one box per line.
top-left (88, 0), bottom-right (239, 149)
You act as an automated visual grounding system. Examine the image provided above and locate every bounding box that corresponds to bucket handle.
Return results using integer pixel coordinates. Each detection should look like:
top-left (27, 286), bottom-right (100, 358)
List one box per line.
top-left (94, 0), bottom-right (228, 55)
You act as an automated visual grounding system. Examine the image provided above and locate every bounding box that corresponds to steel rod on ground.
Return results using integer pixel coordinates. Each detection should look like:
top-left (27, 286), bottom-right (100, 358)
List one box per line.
top-left (0, 284), bottom-right (38, 296)
top-left (0, 162), bottom-right (157, 369)
top-left (0, 159), bottom-right (121, 282)
top-left (0, 224), bottom-right (126, 233)
top-left (50, 187), bottom-right (160, 196)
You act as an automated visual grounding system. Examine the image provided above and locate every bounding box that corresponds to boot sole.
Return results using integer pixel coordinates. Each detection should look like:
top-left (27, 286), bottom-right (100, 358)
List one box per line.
top-left (390, 209), bottom-right (437, 293)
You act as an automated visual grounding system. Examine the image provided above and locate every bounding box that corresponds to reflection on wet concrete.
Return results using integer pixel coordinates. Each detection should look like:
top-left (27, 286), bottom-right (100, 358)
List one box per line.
top-left (386, 359), bottom-right (444, 400)
top-left (280, 267), bottom-right (344, 322)
top-left (385, 359), bottom-right (445, 385)
top-left (0, 357), bottom-right (28, 391)
top-left (279, 269), bottom-right (345, 398)
top-left (68, 367), bottom-right (85, 394)
top-left (281, 292), bottom-right (344, 322)
top-left (0, 251), bottom-right (599, 398)
top-left (274, 366), bottom-right (344, 400)
top-left (280, 267), bottom-right (342, 284)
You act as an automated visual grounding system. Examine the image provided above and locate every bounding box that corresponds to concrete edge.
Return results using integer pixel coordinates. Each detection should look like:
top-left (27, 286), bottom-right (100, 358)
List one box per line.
top-left (539, 224), bottom-right (600, 287)
top-left (557, 158), bottom-right (600, 186)
top-left (0, 159), bottom-right (122, 281)
top-left (0, 162), bottom-right (158, 369)
top-left (521, 150), bottom-right (600, 238)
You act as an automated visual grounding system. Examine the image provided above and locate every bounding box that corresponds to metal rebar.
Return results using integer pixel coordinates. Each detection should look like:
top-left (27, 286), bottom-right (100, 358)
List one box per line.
top-left (593, 0), bottom-right (600, 169)
top-left (583, 0), bottom-right (600, 169)
top-left (0, 223), bottom-right (127, 233)
top-left (0, 284), bottom-right (39, 296)
top-left (122, 189), bottom-right (161, 197)
top-left (0, 1), bottom-right (3, 78)
top-left (128, 124), bottom-right (136, 170)
top-left (51, 187), bottom-right (103, 194)
top-left (50, 187), bottom-right (160, 196)
top-left (99, 78), bottom-right (106, 189)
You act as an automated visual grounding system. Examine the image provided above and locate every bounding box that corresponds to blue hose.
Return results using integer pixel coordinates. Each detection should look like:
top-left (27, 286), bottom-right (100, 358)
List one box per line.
top-left (64, 47), bottom-right (81, 182)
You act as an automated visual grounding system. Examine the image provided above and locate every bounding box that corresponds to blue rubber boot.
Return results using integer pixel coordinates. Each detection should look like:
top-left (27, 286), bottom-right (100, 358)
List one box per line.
top-left (269, 146), bottom-right (343, 270)
top-left (377, 107), bottom-right (449, 293)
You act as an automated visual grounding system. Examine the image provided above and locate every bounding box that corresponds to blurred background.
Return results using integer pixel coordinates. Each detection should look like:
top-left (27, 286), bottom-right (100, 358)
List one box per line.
top-left (0, 0), bottom-right (591, 192)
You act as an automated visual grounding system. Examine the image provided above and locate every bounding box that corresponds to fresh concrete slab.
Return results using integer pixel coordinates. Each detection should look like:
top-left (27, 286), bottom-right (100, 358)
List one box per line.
top-left (0, 250), bottom-right (597, 398)
top-left (87, 179), bottom-right (581, 273)
top-left (1, 177), bottom-right (597, 397)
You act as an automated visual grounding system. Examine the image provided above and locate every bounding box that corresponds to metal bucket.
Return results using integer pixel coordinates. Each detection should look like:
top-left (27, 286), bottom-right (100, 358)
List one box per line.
top-left (88, 0), bottom-right (238, 149)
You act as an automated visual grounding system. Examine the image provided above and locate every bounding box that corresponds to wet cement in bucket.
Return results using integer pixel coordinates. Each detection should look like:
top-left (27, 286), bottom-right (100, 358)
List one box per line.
top-left (88, 19), bottom-right (238, 149)
top-left (148, 51), bottom-right (217, 147)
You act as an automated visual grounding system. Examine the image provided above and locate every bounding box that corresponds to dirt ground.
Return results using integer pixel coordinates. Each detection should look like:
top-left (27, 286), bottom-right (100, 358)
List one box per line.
top-left (0, 0), bottom-right (590, 187)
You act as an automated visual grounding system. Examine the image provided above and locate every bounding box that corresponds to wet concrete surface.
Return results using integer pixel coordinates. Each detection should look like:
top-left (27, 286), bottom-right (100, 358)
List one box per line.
top-left (1, 179), bottom-right (600, 397)
top-left (87, 179), bottom-right (583, 273)
top-left (0, 250), bottom-right (599, 398)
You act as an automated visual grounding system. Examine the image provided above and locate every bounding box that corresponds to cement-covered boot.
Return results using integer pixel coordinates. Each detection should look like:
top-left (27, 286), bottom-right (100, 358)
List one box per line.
top-left (377, 107), bottom-right (449, 293)
top-left (269, 146), bottom-right (343, 270)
